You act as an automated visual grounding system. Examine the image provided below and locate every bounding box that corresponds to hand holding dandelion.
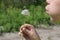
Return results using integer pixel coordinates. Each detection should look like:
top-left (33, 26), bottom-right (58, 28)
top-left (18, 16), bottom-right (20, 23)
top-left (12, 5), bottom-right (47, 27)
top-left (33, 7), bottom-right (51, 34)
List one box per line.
top-left (19, 24), bottom-right (41, 40)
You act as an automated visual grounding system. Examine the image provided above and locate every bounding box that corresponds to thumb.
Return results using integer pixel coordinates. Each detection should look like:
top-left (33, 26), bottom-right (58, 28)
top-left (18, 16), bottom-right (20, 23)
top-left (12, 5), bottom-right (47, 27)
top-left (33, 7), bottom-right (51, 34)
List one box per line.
top-left (22, 28), bottom-right (31, 35)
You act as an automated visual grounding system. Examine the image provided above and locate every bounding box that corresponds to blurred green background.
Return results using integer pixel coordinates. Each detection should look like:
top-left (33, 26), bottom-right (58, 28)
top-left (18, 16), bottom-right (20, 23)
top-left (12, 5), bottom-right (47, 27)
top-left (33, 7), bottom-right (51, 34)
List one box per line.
top-left (0, 0), bottom-right (54, 32)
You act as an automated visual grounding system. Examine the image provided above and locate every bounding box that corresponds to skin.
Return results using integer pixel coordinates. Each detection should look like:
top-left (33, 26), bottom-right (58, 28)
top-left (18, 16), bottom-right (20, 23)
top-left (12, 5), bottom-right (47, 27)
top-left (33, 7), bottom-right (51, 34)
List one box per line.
top-left (46, 0), bottom-right (60, 22)
top-left (19, 24), bottom-right (40, 40)
top-left (19, 0), bottom-right (60, 40)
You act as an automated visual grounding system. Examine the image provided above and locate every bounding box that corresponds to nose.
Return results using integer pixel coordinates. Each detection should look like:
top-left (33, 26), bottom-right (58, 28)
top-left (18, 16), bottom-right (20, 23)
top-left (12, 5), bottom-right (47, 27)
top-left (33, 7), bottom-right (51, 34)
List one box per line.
top-left (46, 0), bottom-right (51, 4)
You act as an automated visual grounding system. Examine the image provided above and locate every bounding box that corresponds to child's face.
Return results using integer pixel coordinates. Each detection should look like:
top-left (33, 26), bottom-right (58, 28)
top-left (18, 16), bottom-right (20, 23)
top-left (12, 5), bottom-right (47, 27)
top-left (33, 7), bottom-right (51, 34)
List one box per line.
top-left (46, 0), bottom-right (60, 21)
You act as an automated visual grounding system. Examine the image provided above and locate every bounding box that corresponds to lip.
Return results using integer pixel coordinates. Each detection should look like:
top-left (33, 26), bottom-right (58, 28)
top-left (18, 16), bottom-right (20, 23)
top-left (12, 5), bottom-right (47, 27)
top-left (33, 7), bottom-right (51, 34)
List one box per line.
top-left (46, 9), bottom-right (48, 11)
top-left (45, 6), bottom-right (48, 12)
top-left (46, 9), bottom-right (48, 13)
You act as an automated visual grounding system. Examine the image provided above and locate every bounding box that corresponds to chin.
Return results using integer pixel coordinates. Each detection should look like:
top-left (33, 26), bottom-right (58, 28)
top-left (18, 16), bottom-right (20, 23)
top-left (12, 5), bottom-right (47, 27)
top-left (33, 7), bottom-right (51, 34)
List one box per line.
top-left (46, 11), bottom-right (52, 16)
top-left (50, 17), bottom-right (54, 22)
top-left (50, 16), bottom-right (56, 22)
top-left (50, 17), bottom-right (60, 22)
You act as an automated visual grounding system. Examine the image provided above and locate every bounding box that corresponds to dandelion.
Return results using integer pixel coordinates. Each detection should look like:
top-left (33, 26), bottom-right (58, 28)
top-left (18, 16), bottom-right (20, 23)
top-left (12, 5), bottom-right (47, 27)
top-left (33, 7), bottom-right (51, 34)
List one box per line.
top-left (21, 6), bottom-right (30, 40)
top-left (21, 9), bottom-right (30, 16)
top-left (21, 6), bottom-right (30, 24)
top-left (21, 6), bottom-right (30, 16)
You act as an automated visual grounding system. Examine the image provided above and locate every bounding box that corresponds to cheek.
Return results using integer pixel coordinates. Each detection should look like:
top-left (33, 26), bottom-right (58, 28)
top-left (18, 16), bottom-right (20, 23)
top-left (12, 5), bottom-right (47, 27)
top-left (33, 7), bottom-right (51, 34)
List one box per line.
top-left (48, 4), bottom-right (60, 16)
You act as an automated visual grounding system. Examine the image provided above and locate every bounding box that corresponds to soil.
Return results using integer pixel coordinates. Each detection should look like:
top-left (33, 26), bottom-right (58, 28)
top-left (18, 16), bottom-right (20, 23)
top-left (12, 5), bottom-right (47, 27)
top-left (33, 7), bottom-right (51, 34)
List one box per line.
top-left (0, 25), bottom-right (60, 40)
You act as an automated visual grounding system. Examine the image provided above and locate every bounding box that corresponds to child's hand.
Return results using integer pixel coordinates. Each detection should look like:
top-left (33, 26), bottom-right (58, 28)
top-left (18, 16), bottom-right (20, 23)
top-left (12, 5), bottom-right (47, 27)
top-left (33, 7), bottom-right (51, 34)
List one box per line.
top-left (19, 24), bottom-right (41, 40)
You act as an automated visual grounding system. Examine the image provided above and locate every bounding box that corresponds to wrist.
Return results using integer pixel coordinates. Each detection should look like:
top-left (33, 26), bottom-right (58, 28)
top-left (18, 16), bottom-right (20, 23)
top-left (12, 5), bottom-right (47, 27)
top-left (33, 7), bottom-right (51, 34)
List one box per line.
top-left (35, 35), bottom-right (41, 40)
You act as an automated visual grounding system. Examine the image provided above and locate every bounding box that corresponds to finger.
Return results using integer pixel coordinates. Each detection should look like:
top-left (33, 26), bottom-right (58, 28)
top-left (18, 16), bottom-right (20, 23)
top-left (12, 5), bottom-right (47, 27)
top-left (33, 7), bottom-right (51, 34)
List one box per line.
top-left (18, 31), bottom-right (31, 40)
top-left (22, 28), bottom-right (31, 36)
top-left (18, 32), bottom-right (23, 36)
top-left (24, 24), bottom-right (34, 28)
top-left (23, 24), bottom-right (35, 31)
top-left (20, 24), bottom-right (34, 30)
top-left (18, 31), bottom-right (27, 37)
top-left (19, 28), bottom-right (29, 37)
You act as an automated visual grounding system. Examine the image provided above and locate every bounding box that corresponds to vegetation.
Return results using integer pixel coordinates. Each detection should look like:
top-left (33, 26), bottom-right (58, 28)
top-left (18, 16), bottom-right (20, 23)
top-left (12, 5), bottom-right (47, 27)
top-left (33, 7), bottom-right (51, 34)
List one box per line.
top-left (0, 0), bottom-right (53, 32)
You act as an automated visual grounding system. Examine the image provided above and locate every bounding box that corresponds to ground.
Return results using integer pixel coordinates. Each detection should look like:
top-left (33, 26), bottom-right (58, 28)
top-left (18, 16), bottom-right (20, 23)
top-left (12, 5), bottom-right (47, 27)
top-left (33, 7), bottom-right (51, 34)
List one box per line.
top-left (0, 25), bottom-right (60, 40)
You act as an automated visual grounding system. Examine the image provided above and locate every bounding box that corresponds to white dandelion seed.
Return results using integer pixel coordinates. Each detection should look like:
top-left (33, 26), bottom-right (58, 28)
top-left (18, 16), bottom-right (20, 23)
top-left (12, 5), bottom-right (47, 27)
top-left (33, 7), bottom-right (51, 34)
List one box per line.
top-left (21, 9), bottom-right (30, 16)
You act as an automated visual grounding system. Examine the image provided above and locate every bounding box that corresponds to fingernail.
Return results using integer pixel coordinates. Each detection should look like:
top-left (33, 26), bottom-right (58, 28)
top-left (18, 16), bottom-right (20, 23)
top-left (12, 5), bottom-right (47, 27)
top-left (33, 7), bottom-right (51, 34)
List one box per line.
top-left (23, 28), bottom-right (25, 30)
top-left (20, 30), bottom-right (22, 33)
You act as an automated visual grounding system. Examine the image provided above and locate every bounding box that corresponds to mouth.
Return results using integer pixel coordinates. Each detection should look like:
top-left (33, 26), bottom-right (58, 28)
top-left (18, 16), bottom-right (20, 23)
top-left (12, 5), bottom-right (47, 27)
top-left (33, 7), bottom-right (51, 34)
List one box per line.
top-left (46, 9), bottom-right (49, 13)
top-left (45, 9), bottom-right (50, 15)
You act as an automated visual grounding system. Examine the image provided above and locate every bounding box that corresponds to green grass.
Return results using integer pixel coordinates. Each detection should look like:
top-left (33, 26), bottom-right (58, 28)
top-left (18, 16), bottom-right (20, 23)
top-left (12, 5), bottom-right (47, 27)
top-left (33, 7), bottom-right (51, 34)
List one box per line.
top-left (0, 5), bottom-right (51, 32)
